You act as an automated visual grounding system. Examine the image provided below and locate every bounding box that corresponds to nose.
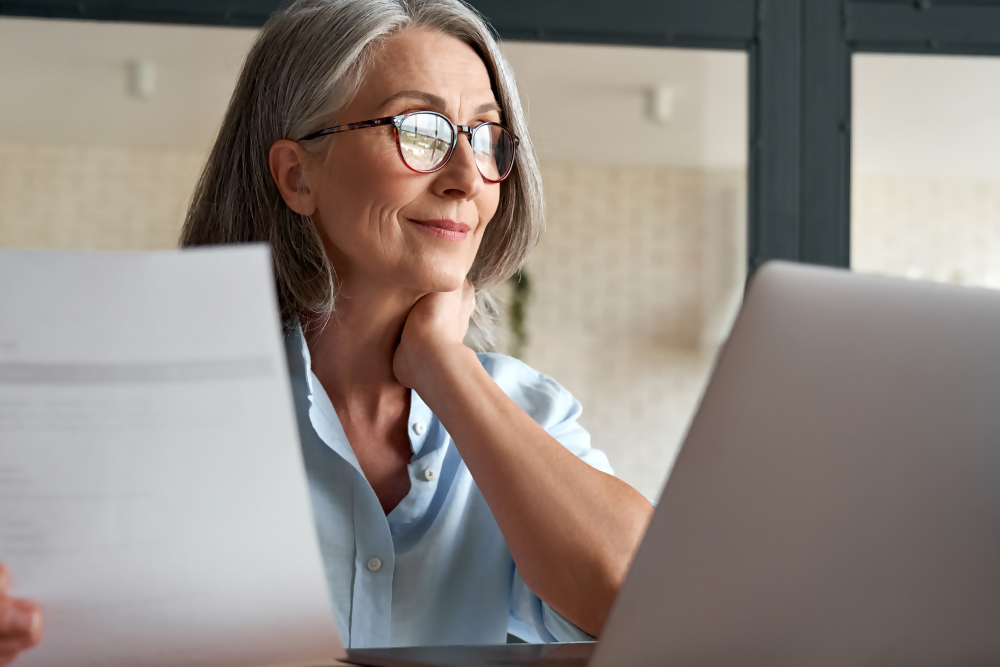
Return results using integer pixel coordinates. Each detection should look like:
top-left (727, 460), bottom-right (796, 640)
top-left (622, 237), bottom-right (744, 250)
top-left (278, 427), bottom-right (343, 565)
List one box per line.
top-left (433, 129), bottom-right (485, 200)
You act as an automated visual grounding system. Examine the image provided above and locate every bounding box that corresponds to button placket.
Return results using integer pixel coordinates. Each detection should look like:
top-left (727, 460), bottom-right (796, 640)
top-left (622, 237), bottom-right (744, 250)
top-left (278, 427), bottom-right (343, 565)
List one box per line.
top-left (350, 468), bottom-right (395, 647)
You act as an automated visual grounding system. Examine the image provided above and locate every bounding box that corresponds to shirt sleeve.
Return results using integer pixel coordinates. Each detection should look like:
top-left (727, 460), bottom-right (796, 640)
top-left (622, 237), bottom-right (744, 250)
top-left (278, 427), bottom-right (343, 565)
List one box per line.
top-left (476, 353), bottom-right (613, 643)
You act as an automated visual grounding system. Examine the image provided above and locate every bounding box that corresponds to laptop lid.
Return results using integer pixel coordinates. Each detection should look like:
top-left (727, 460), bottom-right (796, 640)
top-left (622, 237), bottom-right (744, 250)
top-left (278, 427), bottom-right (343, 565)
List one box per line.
top-left (592, 261), bottom-right (1000, 667)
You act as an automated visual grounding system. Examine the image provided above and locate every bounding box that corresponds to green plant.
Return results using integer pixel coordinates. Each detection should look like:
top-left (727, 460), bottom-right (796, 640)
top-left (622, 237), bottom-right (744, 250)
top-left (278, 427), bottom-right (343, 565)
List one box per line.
top-left (507, 268), bottom-right (531, 359)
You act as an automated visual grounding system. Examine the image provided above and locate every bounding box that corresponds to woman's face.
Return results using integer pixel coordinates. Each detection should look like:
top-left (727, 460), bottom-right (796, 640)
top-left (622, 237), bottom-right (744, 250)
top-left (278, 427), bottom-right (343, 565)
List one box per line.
top-left (300, 27), bottom-right (503, 297)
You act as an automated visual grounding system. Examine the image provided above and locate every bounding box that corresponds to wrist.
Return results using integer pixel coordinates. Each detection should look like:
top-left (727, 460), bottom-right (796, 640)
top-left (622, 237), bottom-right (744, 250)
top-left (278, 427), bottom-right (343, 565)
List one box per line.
top-left (406, 340), bottom-right (480, 395)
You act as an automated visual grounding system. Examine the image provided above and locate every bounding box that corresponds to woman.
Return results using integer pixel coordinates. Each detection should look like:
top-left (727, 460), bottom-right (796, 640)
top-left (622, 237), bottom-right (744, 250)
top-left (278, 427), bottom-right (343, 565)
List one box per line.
top-left (0, 0), bottom-right (653, 660)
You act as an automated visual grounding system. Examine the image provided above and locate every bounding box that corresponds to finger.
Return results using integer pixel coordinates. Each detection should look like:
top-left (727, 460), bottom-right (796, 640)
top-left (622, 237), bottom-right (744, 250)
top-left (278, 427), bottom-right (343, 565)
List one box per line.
top-left (0, 565), bottom-right (7, 596)
top-left (0, 599), bottom-right (42, 644)
top-left (0, 634), bottom-right (34, 654)
top-left (0, 628), bottom-right (38, 663)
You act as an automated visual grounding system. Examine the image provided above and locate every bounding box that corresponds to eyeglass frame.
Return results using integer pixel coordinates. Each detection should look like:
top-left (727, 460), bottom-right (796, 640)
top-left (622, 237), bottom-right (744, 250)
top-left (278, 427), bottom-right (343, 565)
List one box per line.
top-left (297, 111), bottom-right (520, 183)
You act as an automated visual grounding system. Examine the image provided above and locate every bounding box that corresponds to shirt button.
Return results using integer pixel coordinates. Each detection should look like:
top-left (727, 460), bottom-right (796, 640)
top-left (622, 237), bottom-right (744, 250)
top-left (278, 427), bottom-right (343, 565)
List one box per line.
top-left (423, 467), bottom-right (437, 482)
top-left (412, 422), bottom-right (427, 435)
top-left (367, 558), bottom-right (382, 572)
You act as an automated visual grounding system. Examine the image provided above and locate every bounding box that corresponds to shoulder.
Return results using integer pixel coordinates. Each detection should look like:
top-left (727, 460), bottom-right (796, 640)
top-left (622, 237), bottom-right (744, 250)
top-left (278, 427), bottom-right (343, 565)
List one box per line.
top-left (475, 352), bottom-right (582, 431)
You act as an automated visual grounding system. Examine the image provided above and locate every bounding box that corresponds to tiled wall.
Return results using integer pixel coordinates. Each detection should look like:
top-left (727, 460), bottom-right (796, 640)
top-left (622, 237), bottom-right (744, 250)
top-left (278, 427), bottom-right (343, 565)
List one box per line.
top-left (511, 163), bottom-right (746, 500)
top-left (0, 144), bottom-right (204, 251)
top-left (853, 174), bottom-right (1000, 289)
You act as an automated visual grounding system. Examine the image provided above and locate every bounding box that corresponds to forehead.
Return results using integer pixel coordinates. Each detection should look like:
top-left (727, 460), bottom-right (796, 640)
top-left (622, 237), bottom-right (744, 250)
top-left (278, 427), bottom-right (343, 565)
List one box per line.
top-left (358, 27), bottom-right (496, 111)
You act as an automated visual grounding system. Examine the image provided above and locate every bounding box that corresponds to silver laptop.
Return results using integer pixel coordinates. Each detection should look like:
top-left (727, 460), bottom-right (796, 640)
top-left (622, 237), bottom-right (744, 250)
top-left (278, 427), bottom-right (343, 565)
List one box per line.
top-left (346, 261), bottom-right (1000, 667)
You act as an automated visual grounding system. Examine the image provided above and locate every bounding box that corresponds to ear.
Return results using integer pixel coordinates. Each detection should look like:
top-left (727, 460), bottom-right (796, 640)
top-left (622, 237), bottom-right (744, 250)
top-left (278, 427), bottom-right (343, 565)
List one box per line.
top-left (269, 139), bottom-right (317, 216)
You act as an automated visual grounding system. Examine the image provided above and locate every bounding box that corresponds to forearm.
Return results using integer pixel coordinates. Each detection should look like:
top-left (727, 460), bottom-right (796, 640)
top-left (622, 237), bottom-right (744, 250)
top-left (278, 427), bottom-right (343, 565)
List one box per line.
top-left (411, 345), bottom-right (653, 636)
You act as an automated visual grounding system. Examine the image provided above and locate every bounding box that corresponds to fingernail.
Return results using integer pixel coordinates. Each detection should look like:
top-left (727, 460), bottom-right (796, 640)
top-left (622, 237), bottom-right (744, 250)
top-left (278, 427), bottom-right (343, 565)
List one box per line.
top-left (9, 606), bottom-right (40, 637)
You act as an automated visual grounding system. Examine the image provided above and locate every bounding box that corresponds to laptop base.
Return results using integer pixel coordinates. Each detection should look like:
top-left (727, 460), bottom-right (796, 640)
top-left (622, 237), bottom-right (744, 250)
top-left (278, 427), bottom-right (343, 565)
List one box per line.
top-left (344, 641), bottom-right (596, 667)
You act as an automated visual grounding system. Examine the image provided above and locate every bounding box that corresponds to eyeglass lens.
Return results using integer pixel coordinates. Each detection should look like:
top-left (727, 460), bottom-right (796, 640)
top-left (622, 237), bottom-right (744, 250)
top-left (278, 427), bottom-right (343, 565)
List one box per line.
top-left (398, 113), bottom-right (452, 172)
top-left (397, 112), bottom-right (515, 181)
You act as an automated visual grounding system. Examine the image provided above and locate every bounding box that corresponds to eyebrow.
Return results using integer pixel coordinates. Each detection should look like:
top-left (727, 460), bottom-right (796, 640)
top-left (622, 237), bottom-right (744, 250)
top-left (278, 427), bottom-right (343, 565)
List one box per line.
top-left (378, 89), bottom-right (502, 117)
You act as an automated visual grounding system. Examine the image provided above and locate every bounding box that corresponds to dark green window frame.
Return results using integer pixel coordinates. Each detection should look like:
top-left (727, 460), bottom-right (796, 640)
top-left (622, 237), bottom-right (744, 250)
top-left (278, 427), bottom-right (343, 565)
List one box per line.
top-left (5, 0), bottom-right (1000, 275)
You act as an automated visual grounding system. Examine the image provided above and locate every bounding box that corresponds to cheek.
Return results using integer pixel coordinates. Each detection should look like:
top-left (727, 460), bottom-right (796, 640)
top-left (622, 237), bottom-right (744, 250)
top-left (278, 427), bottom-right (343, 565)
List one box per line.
top-left (324, 134), bottom-right (407, 209)
top-left (314, 137), bottom-right (420, 248)
top-left (476, 184), bottom-right (502, 229)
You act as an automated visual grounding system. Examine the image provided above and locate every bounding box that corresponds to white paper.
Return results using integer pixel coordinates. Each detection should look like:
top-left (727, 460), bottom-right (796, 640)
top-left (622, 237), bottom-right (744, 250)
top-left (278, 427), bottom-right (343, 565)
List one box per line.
top-left (0, 247), bottom-right (345, 667)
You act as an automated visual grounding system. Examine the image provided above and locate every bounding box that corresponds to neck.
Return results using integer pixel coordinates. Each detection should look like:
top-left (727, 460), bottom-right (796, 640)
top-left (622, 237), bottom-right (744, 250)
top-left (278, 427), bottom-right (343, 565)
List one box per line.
top-left (304, 280), bottom-right (423, 420)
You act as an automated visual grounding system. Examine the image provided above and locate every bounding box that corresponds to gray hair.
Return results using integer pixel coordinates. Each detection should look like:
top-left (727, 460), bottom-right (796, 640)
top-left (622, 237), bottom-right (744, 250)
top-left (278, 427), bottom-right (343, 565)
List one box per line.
top-left (179, 0), bottom-right (543, 349)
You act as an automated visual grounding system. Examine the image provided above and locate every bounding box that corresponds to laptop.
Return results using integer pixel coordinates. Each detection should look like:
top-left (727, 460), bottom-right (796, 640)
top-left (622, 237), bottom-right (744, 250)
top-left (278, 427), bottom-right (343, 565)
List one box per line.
top-left (344, 261), bottom-right (1000, 667)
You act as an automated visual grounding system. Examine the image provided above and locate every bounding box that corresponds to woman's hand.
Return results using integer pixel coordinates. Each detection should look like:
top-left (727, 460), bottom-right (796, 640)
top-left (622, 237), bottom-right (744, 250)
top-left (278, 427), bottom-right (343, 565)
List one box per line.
top-left (393, 280), bottom-right (476, 390)
top-left (0, 564), bottom-right (42, 666)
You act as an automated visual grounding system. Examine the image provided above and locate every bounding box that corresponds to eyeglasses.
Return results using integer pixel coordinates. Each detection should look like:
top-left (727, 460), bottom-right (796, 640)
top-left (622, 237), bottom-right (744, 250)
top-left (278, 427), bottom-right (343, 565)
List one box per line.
top-left (298, 111), bottom-right (519, 183)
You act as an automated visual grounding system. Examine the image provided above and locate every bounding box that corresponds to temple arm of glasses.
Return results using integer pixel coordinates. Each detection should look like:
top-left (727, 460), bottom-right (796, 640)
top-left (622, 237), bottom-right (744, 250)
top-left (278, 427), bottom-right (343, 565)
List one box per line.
top-left (297, 116), bottom-right (398, 142)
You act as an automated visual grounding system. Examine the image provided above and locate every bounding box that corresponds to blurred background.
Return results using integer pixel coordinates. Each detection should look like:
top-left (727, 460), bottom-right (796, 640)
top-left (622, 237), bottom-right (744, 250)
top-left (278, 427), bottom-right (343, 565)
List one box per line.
top-left (0, 17), bottom-right (748, 500)
top-left (853, 54), bottom-right (1000, 291)
top-left (1, 6), bottom-right (998, 501)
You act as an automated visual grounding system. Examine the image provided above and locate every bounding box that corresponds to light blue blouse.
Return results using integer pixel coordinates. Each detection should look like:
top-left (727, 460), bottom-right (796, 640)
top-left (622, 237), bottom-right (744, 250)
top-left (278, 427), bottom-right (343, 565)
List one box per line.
top-left (284, 323), bottom-right (614, 648)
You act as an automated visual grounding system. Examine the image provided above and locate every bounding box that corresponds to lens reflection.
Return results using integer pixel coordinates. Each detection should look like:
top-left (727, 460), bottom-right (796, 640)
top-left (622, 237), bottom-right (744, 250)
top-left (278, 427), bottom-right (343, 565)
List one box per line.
top-left (471, 124), bottom-right (499, 181)
top-left (399, 113), bottom-right (452, 171)
top-left (396, 112), bottom-right (515, 181)
top-left (473, 123), bottom-right (515, 182)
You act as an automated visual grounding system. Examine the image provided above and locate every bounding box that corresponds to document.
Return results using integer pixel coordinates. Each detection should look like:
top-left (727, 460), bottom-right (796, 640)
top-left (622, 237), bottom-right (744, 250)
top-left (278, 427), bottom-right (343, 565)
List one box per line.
top-left (0, 247), bottom-right (345, 667)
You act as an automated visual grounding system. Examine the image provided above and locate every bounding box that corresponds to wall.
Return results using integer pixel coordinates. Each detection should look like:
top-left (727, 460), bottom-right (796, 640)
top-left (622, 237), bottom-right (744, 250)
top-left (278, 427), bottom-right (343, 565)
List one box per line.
top-left (853, 175), bottom-right (1000, 289)
top-left (507, 163), bottom-right (746, 500)
top-left (852, 53), bottom-right (1000, 289)
top-left (853, 54), bottom-right (1000, 180)
top-left (0, 144), bottom-right (204, 251)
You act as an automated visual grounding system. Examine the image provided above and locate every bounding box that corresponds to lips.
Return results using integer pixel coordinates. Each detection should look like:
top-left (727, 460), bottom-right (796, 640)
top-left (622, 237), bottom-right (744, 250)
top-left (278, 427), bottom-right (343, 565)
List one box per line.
top-left (409, 218), bottom-right (472, 241)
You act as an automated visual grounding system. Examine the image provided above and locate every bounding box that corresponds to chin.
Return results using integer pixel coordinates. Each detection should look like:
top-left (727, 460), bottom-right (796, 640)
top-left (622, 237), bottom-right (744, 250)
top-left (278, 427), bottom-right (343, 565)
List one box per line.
top-left (403, 269), bottom-right (468, 294)
top-left (399, 257), bottom-right (473, 294)
top-left (424, 276), bottom-right (468, 294)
